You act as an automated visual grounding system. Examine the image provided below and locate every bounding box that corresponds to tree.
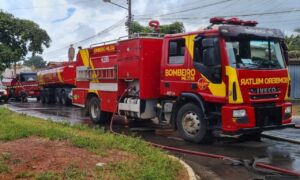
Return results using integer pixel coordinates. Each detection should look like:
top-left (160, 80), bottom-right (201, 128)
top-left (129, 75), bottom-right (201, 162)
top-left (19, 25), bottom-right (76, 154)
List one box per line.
top-left (23, 55), bottom-right (46, 69)
top-left (0, 11), bottom-right (51, 72)
top-left (130, 21), bottom-right (185, 34)
top-left (160, 22), bottom-right (185, 34)
top-left (285, 28), bottom-right (300, 59)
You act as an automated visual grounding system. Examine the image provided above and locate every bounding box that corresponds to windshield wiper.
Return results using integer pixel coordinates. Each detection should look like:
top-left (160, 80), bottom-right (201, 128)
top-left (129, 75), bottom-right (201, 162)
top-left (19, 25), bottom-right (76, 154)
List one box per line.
top-left (260, 61), bottom-right (281, 68)
top-left (242, 62), bottom-right (260, 69)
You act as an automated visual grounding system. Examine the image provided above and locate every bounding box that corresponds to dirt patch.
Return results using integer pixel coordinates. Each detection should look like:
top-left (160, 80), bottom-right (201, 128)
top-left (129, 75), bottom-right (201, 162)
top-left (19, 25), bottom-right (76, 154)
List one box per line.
top-left (0, 137), bottom-right (133, 179)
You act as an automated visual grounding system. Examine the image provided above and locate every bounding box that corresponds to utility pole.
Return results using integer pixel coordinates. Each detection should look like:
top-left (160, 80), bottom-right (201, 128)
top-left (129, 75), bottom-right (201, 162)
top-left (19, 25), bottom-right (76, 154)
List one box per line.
top-left (127, 0), bottom-right (132, 37)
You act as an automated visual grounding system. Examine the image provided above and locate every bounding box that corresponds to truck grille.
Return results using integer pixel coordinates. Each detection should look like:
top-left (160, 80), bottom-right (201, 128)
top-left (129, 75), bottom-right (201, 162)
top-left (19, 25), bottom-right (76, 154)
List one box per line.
top-left (255, 106), bottom-right (282, 127)
top-left (249, 87), bottom-right (280, 100)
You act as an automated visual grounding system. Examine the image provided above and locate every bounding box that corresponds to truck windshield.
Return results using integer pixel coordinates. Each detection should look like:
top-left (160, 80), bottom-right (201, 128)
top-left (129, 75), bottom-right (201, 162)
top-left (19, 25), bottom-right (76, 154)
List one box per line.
top-left (225, 38), bottom-right (285, 69)
top-left (20, 74), bottom-right (37, 82)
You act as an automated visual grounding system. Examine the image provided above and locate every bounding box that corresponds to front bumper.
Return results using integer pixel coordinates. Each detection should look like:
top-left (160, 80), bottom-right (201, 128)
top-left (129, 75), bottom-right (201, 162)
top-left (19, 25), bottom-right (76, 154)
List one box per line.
top-left (221, 102), bottom-right (292, 134)
top-left (226, 123), bottom-right (295, 135)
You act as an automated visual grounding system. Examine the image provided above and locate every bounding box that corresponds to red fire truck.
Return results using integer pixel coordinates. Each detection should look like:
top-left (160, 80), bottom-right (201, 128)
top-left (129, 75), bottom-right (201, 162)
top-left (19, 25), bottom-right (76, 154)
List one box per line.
top-left (2, 72), bottom-right (40, 102)
top-left (37, 62), bottom-right (76, 105)
top-left (38, 18), bottom-right (294, 143)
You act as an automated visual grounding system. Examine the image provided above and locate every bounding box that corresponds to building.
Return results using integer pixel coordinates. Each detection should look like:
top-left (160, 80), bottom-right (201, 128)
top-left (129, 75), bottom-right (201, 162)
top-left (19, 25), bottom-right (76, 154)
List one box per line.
top-left (1, 65), bottom-right (34, 79)
top-left (289, 58), bottom-right (300, 99)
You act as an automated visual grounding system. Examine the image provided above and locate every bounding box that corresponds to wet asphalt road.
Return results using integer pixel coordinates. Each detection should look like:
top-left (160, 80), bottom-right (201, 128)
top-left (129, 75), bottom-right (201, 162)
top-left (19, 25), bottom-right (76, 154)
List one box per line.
top-left (2, 99), bottom-right (300, 180)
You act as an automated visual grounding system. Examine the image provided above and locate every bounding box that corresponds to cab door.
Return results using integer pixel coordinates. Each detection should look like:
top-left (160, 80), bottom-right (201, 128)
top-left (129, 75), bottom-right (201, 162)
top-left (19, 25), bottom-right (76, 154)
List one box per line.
top-left (161, 37), bottom-right (194, 96)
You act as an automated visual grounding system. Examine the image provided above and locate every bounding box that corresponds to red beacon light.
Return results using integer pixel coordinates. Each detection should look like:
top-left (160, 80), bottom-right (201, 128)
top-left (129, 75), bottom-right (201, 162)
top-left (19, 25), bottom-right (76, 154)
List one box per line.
top-left (242, 20), bottom-right (258, 27)
top-left (225, 17), bottom-right (243, 25)
top-left (210, 17), bottom-right (226, 25)
top-left (209, 17), bottom-right (258, 27)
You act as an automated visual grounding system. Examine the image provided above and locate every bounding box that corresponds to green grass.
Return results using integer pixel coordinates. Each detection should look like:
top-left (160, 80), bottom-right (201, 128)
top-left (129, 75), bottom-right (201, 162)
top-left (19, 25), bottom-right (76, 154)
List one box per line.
top-left (0, 152), bottom-right (11, 174)
top-left (35, 172), bottom-right (60, 180)
top-left (0, 108), bottom-right (181, 180)
top-left (0, 160), bottom-right (10, 174)
top-left (62, 164), bottom-right (87, 180)
top-left (15, 172), bottom-right (34, 179)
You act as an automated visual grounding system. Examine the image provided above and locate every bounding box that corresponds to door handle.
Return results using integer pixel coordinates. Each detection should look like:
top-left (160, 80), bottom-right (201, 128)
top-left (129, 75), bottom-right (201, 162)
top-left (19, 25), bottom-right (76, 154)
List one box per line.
top-left (164, 82), bottom-right (170, 88)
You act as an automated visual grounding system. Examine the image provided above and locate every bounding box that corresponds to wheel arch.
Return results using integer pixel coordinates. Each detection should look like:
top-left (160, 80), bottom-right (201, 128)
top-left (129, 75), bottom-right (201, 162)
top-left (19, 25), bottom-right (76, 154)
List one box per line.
top-left (171, 92), bottom-right (206, 129)
top-left (86, 92), bottom-right (99, 104)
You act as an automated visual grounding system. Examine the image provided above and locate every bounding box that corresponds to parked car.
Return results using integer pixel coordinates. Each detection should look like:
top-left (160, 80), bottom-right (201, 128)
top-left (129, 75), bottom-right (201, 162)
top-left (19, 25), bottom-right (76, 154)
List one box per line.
top-left (0, 82), bottom-right (9, 103)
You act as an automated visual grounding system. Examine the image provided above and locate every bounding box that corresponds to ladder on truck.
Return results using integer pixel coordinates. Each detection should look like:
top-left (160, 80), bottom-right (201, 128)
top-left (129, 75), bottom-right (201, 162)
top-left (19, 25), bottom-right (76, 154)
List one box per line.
top-left (76, 66), bottom-right (117, 81)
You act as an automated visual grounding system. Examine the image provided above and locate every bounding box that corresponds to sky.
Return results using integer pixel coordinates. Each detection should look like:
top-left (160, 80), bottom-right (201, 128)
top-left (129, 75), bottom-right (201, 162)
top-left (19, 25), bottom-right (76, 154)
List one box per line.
top-left (0, 0), bottom-right (300, 62)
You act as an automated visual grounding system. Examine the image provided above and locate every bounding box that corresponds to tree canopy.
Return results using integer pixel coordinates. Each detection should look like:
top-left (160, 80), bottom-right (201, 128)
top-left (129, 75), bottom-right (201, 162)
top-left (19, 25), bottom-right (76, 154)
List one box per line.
top-left (130, 21), bottom-right (185, 34)
top-left (285, 28), bottom-right (300, 59)
top-left (23, 55), bottom-right (46, 69)
top-left (0, 11), bottom-right (51, 72)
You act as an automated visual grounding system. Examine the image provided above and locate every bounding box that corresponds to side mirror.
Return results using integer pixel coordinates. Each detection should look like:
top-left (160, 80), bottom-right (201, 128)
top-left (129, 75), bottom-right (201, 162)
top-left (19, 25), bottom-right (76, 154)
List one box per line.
top-left (203, 48), bottom-right (216, 66)
top-left (281, 42), bottom-right (289, 66)
top-left (202, 38), bottom-right (220, 66)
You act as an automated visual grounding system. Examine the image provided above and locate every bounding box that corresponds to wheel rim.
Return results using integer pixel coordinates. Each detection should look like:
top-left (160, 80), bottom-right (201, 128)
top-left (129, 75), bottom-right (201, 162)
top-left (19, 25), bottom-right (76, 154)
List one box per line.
top-left (61, 93), bottom-right (66, 104)
top-left (90, 102), bottom-right (100, 119)
top-left (56, 95), bottom-right (60, 103)
top-left (182, 111), bottom-right (201, 135)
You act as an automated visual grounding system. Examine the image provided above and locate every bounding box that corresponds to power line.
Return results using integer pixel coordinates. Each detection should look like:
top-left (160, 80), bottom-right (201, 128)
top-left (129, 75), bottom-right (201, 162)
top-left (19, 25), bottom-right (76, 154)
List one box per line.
top-left (136, 0), bottom-right (233, 18)
top-left (43, 18), bottom-right (126, 56)
top-left (134, 0), bottom-right (212, 17)
top-left (136, 7), bottom-right (300, 21)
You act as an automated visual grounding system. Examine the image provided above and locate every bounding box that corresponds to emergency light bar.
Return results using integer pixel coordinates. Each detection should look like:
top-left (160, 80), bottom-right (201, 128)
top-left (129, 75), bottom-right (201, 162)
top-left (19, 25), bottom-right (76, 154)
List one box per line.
top-left (210, 17), bottom-right (258, 27)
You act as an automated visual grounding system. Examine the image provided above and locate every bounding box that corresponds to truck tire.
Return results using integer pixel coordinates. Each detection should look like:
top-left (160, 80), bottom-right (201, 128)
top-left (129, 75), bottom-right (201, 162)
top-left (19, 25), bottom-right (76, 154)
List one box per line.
top-left (88, 96), bottom-right (106, 124)
top-left (20, 92), bottom-right (28, 103)
top-left (40, 95), bottom-right (45, 104)
top-left (61, 90), bottom-right (71, 106)
top-left (177, 103), bottom-right (212, 143)
top-left (45, 95), bottom-right (51, 104)
top-left (55, 91), bottom-right (61, 104)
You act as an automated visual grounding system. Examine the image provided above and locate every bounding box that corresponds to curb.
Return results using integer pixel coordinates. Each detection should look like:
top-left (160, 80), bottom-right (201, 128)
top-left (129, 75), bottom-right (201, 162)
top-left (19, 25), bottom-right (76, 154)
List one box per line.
top-left (168, 155), bottom-right (198, 180)
top-left (261, 133), bottom-right (300, 144)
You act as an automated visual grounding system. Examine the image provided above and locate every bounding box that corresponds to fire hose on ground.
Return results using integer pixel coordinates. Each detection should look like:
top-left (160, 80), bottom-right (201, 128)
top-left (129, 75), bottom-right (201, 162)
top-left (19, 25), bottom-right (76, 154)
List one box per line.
top-left (109, 87), bottom-right (300, 177)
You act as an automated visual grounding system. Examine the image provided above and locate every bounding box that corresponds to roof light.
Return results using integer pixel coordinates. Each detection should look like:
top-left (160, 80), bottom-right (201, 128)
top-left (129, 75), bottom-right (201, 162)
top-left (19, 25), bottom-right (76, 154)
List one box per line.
top-left (226, 17), bottom-right (243, 25)
top-left (209, 17), bottom-right (258, 27)
top-left (242, 20), bottom-right (258, 27)
top-left (209, 17), bottom-right (225, 25)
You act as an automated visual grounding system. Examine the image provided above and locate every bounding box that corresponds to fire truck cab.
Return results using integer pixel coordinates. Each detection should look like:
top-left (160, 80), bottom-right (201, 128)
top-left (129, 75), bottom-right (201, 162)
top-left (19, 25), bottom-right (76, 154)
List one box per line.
top-left (72, 18), bottom-right (294, 143)
top-left (2, 72), bottom-right (40, 102)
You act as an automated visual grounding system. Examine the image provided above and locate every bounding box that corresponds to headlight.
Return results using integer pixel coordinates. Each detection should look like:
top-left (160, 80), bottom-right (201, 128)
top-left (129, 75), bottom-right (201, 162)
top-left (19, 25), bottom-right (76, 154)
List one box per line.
top-left (233, 109), bottom-right (247, 118)
top-left (68, 91), bottom-right (73, 99)
top-left (285, 106), bottom-right (292, 114)
top-left (3, 90), bottom-right (8, 95)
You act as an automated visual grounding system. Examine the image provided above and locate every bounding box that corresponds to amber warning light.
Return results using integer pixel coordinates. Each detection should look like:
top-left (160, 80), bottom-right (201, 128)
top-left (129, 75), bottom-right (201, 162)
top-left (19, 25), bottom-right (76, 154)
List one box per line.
top-left (210, 17), bottom-right (258, 27)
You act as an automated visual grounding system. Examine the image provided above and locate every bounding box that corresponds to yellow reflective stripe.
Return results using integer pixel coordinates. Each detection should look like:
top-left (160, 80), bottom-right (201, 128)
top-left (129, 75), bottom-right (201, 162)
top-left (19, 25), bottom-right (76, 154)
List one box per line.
top-left (202, 76), bottom-right (226, 97)
top-left (79, 49), bottom-right (90, 67)
top-left (57, 69), bottom-right (63, 83)
top-left (79, 49), bottom-right (99, 83)
top-left (226, 66), bottom-right (243, 103)
top-left (285, 68), bottom-right (290, 100)
top-left (184, 35), bottom-right (196, 59)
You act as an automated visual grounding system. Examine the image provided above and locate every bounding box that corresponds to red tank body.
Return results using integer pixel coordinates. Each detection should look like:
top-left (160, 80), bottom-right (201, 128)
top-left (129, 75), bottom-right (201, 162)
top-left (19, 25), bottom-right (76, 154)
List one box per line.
top-left (37, 61), bottom-right (76, 105)
top-left (37, 62), bottom-right (76, 87)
